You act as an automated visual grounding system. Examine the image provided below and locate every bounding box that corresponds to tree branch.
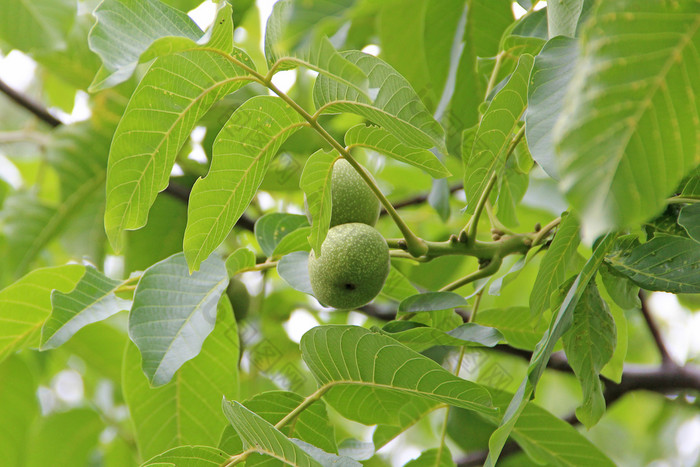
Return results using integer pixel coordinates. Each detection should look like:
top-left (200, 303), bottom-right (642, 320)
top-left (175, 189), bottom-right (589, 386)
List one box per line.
top-left (455, 359), bottom-right (700, 466)
top-left (163, 182), bottom-right (255, 232)
top-left (380, 183), bottom-right (463, 215)
top-left (639, 290), bottom-right (674, 367)
top-left (0, 78), bottom-right (62, 127)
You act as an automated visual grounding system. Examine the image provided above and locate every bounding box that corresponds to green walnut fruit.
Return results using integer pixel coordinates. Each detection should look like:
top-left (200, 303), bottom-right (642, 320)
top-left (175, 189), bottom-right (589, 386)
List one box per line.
top-left (308, 223), bottom-right (390, 309)
top-left (329, 159), bottom-right (380, 227)
top-left (226, 278), bottom-right (250, 320)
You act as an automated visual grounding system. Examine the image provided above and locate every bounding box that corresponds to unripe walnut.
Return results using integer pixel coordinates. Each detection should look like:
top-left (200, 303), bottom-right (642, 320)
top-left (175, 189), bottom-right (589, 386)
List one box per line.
top-left (308, 223), bottom-right (389, 309)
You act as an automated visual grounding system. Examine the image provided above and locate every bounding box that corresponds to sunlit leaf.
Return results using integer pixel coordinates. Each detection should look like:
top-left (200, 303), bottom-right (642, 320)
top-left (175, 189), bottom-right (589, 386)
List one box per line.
top-left (255, 213), bottom-right (310, 257)
top-left (300, 325), bottom-right (496, 425)
top-left (301, 150), bottom-right (338, 255)
top-left (142, 446), bottom-right (230, 466)
top-left (222, 400), bottom-right (323, 466)
top-left (0, 265), bottom-right (84, 363)
top-left (314, 51), bottom-right (445, 150)
top-left (463, 54), bottom-right (533, 213)
top-left (105, 48), bottom-right (257, 252)
top-left (345, 124), bottom-right (450, 178)
top-left (184, 96), bottom-right (306, 271)
top-left (273, 227), bottom-right (312, 256)
top-left (225, 248), bottom-right (257, 277)
top-left (41, 267), bottom-right (130, 349)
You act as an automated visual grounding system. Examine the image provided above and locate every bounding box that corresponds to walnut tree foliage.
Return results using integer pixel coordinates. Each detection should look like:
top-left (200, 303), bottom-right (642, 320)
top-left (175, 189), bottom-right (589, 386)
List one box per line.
top-left (0, 0), bottom-right (699, 466)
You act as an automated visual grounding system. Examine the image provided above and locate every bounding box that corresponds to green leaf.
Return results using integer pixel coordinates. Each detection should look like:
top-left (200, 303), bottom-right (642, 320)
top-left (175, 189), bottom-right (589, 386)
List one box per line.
top-left (244, 391), bottom-right (336, 454)
top-left (525, 36), bottom-right (578, 179)
top-left (0, 356), bottom-right (39, 467)
top-left (104, 48), bottom-right (257, 252)
top-left (293, 440), bottom-right (361, 467)
top-left (273, 227), bottom-right (312, 256)
top-left (682, 168), bottom-right (700, 196)
top-left (679, 203), bottom-right (700, 243)
top-left (496, 156), bottom-right (529, 227)
top-left (264, 0), bottom-right (352, 55)
top-left (33, 15), bottom-right (102, 90)
top-left (142, 446), bottom-right (230, 466)
top-left (123, 297), bottom-right (239, 460)
top-left (0, 0), bottom-right (75, 52)
top-left (380, 322), bottom-right (503, 352)
top-left (547, 0), bottom-right (584, 38)
top-left (2, 121), bottom-right (113, 277)
top-left (555, 0), bottom-right (700, 238)
top-left (404, 447), bottom-right (455, 467)
top-left (88, 0), bottom-right (201, 90)
top-left (255, 213), bottom-right (310, 257)
top-left (184, 96), bottom-right (306, 271)
top-left (380, 266), bottom-right (419, 302)
top-left (337, 439), bottom-right (374, 461)
top-left (25, 409), bottom-right (103, 467)
top-left (488, 389), bottom-right (616, 467)
top-left (225, 248), bottom-right (257, 277)
top-left (599, 263), bottom-right (640, 310)
top-left (345, 124), bottom-right (450, 178)
top-left (463, 54), bottom-right (533, 213)
top-left (300, 325), bottom-right (496, 425)
top-left (475, 307), bottom-right (548, 351)
top-left (0, 264), bottom-right (84, 363)
top-left (125, 195), bottom-right (188, 273)
top-left (277, 251), bottom-right (314, 296)
top-left (530, 212), bottom-right (581, 317)
top-left (41, 267), bottom-right (129, 349)
top-left (129, 252), bottom-right (228, 386)
top-left (221, 400), bottom-right (323, 466)
top-left (265, 1), bottom-right (368, 95)
top-left (398, 292), bottom-right (467, 313)
top-left (64, 322), bottom-right (127, 383)
top-left (444, 5), bottom-right (481, 155)
top-left (485, 234), bottom-right (617, 466)
top-left (562, 282), bottom-right (616, 428)
top-left (606, 234), bottom-right (700, 293)
top-left (301, 150), bottom-right (338, 255)
top-left (471, 0), bottom-right (516, 57)
top-left (314, 51), bottom-right (445, 150)
top-left (0, 193), bottom-right (59, 277)
top-left (377, 0), bottom-right (443, 112)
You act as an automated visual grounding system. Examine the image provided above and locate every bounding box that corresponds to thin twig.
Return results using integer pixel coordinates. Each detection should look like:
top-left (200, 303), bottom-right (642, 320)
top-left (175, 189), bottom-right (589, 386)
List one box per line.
top-left (639, 290), bottom-right (674, 367)
top-left (380, 184), bottom-right (464, 215)
top-left (0, 78), bottom-right (62, 127)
